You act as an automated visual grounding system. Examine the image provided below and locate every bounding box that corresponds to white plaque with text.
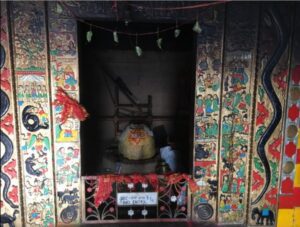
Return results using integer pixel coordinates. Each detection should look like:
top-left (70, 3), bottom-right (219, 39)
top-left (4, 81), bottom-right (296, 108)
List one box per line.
top-left (117, 192), bottom-right (158, 206)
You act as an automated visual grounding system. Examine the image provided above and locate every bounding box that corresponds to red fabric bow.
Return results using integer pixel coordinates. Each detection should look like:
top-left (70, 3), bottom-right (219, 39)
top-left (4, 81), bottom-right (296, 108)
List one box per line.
top-left (54, 87), bottom-right (88, 124)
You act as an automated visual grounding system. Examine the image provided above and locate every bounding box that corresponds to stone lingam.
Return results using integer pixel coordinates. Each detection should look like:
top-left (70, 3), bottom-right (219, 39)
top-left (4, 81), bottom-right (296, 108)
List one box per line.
top-left (119, 123), bottom-right (156, 160)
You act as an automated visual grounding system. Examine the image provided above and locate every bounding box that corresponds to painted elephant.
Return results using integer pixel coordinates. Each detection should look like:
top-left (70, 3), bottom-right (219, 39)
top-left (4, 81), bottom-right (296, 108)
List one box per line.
top-left (251, 207), bottom-right (275, 225)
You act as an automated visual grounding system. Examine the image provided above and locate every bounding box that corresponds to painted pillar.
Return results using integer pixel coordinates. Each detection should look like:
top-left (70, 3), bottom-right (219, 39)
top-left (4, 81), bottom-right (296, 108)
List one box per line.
top-left (217, 2), bottom-right (259, 224)
top-left (47, 2), bottom-right (81, 225)
top-left (0, 2), bottom-right (23, 226)
top-left (248, 4), bottom-right (292, 226)
top-left (9, 2), bottom-right (56, 226)
top-left (192, 4), bottom-right (225, 222)
top-left (277, 3), bottom-right (300, 226)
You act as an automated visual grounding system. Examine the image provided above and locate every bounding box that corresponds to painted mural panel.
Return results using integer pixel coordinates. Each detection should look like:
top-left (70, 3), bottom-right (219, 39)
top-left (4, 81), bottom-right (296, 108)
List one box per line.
top-left (192, 5), bottom-right (224, 222)
top-left (217, 3), bottom-right (259, 224)
top-left (10, 2), bottom-right (56, 226)
top-left (248, 4), bottom-right (292, 226)
top-left (0, 2), bottom-right (23, 226)
top-left (48, 2), bottom-right (81, 225)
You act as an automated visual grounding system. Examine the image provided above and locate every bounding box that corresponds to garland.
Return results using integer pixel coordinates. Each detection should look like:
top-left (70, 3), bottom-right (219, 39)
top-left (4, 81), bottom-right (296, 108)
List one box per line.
top-left (93, 173), bottom-right (198, 207)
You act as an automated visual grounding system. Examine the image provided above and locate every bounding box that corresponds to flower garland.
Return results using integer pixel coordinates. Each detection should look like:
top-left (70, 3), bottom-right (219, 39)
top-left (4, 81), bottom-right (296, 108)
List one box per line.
top-left (93, 173), bottom-right (198, 207)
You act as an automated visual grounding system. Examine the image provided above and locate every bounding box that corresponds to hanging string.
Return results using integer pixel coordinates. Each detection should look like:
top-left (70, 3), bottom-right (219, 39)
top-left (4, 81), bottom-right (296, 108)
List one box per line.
top-left (58, 1), bottom-right (227, 37)
top-left (128, 1), bottom-right (228, 11)
top-left (135, 33), bottom-right (142, 56)
top-left (156, 27), bottom-right (163, 49)
top-left (174, 19), bottom-right (181, 38)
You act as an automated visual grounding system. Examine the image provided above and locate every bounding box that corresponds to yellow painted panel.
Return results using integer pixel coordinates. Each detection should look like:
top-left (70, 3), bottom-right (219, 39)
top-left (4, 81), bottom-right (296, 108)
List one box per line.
top-left (295, 207), bottom-right (300, 227)
top-left (295, 164), bottom-right (300, 188)
top-left (277, 209), bottom-right (294, 227)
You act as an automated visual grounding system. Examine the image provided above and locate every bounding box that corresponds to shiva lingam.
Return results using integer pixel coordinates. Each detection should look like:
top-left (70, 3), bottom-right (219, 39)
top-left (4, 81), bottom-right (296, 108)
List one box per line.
top-left (119, 124), bottom-right (155, 160)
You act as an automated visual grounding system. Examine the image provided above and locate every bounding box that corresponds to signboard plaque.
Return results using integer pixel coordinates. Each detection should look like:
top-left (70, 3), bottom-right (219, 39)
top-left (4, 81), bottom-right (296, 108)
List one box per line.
top-left (117, 192), bottom-right (158, 206)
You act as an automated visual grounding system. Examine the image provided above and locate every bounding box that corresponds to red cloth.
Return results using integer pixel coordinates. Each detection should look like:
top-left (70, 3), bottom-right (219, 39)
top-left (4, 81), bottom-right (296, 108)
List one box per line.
top-left (53, 87), bottom-right (88, 124)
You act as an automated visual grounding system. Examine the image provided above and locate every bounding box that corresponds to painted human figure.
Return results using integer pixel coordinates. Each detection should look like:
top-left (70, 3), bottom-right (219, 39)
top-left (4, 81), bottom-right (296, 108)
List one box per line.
top-left (28, 133), bottom-right (50, 157)
top-left (63, 120), bottom-right (74, 138)
top-left (242, 114), bottom-right (250, 134)
top-left (237, 160), bottom-right (246, 178)
top-left (196, 95), bottom-right (204, 116)
top-left (56, 118), bottom-right (76, 142)
top-left (205, 94), bottom-right (213, 115)
top-left (205, 73), bottom-right (214, 88)
top-left (26, 178), bottom-right (45, 196)
top-left (24, 84), bottom-right (31, 101)
top-left (197, 73), bottom-right (206, 93)
top-left (212, 94), bottom-right (219, 113)
top-left (221, 175), bottom-right (229, 193)
top-left (238, 91), bottom-right (250, 112)
top-left (198, 54), bottom-right (208, 71)
top-left (64, 65), bottom-right (77, 90)
top-left (210, 142), bottom-right (217, 160)
top-left (225, 195), bottom-right (232, 212)
top-left (41, 179), bottom-right (52, 196)
top-left (31, 82), bottom-right (38, 98)
top-left (36, 85), bottom-right (43, 99)
top-left (223, 92), bottom-right (233, 112)
top-left (222, 116), bottom-right (233, 135)
top-left (211, 73), bottom-right (220, 91)
top-left (262, 204), bottom-right (271, 219)
top-left (239, 182), bottom-right (245, 194)
top-left (238, 194), bottom-right (244, 210)
top-left (56, 147), bottom-right (65, 167)
top-left (230, 67), bottom-right (248, 92)
top-left (42, 199), bottom-right (54, 226)
top-left (206, 119), bottom-right (218, 138)
top-left (195, 121), bottom-right (204, 138)
top-left (17, 85), bottom-right (24, 102)
top-left (219, 194), bottom-right (226, 212)
top-left (231, 179), bottom-right (238, 193)
top-left (28, 202), bottom-right (44, 224)
top-left (41, 85), bottom-right (47, 100)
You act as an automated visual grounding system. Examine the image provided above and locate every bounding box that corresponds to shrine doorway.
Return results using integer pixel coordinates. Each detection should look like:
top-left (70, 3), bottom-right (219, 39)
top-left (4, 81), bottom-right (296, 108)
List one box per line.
top-left (78, 21), bottom-right (196, 176)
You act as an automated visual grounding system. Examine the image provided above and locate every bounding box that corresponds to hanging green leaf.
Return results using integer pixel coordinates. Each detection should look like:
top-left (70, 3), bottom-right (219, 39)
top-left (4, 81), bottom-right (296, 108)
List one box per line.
top-left (157, 38), bottom-right (163, 49)
top-left (174, 28), bottom-right (181, 38)
top-left (86, 30), bottom-right (93, 42)
top-left (56, 3), bottom-right (63, 14)
top-left (135, 46), bottom-right (142, 57)
top-left (214, 10), bottom-right (218, 21)
top-left (193, 20), bottom-right (202, 33)
top-left (113, 31), bottom-right (119, 43)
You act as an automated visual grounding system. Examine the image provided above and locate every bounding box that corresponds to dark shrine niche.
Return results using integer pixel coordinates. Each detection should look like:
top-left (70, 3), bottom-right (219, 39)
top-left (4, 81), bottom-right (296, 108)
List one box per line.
top-left (79, 20), bottom-right (196, 175)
